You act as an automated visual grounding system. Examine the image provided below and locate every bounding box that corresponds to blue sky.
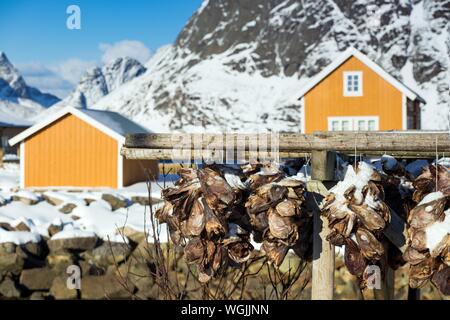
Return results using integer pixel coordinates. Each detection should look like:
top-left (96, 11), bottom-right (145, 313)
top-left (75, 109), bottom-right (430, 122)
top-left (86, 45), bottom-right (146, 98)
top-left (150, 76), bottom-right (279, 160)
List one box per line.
top-left (0, 0), bottom-right (203, 97)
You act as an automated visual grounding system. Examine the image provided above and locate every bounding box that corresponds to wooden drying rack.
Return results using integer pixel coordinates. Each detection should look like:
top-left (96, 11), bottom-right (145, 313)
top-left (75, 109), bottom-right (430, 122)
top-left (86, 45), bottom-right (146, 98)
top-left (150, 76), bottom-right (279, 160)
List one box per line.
top-left (121, 130), bottom-right (450, 300)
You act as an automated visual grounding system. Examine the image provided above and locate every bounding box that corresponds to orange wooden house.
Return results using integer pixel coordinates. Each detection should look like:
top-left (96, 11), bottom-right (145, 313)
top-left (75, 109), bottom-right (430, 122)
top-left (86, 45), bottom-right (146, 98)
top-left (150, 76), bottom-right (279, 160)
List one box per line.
top-left (298, 48), bottom-right (425, 133)
top-left (9, 107), bottom-right (158, 189)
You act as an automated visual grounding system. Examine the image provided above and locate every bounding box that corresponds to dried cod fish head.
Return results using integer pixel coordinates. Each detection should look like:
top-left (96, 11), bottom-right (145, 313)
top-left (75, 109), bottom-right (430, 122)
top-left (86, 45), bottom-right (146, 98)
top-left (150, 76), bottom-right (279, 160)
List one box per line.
top-left (343, 185), bottom-right (357, 202)
top-left (185, 198), bottom-right (206, 237)
top-left (409, 256), bottom-right (434, 288)
top-left (277, 177), bottom-right (305, 188)
top-left (437, 165), bottom-right (450, 196)
top-left (208, 243), bottom-right (228, 274)
top-left (204, 240), bottom-right (228, 275)
top-left (184, 238), bottom-right (205, 265)
top-left (362, 181), bottom-right (384, 203)
top-left (226, 240), bottom-right (253, 264)
top-left (254, 183), bottom-right (273, 197)
top-left (261, 161), bottom-right (281, 175)
top-left (409, 228), bottom-right (428, 252)
top-left (443, 248), bottom-right (450, 267)
top-left (178, 167), bottom-right (198, 181)
top-left (241, 162), bottom-right (262, 175)
top-left (329, 212), bottom-right (356, 238)
top-left (268, 184), bottom-right (288, 203)
top-left (350, 204), bottom-right (385, 231)
top-left (247, 172), bottom-right (284, 191)
top-left (261, 240), bottom-right (289, 266)
top-left (202, 198), bottom-right (227, 239)
top-left (247, 210), bottom-right (269, 234)
top-left (268, 207), bottom-right (295, 240)
top-left (326, 229), bottom-right (346, 246)
top-left (245, 193), bottom-right (269, 215)
top-left (344, 238), bottom-right (367, 276)
top-left (431, 264), bottom-right (450, 296)
top-left (413, 165), bottom-right (443, 202)
top-left (198, 168), bottom-right (235, 211)
top-left (408, 197), bottom-right (447, 229)
top-left (403, 246), bottom-right (429, 265)
top-left (355, 228), bottom-right (384, 261)
top-left (197, 263), bottom-right (213, 283)
top-left (155, 201), bottom-right (173, 224)
top-left (275, 199), bottom-right (298, 217)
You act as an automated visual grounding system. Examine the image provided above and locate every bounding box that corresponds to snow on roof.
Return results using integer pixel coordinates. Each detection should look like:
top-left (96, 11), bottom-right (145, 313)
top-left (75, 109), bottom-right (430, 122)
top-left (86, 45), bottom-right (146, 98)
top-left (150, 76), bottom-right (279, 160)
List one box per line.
top-left (297, 47), bottom-right (426, 103)
top-left (9, 106), bottom-right (150, 146)
top-left (77, 108), bottom-right (149, 137)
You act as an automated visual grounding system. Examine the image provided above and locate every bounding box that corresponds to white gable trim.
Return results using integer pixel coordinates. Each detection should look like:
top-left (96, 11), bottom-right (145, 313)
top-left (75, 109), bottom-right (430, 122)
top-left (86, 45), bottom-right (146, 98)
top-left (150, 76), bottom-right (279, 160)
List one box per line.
top-left (297, 47), bottom-right (424, 103)
top-left (20, 142), bottom-right (25, 189)
top-left (299, 97), bottom-right (306, 133)
top-left (402, 94), bottom-right (407, 130)
top-left (117, 142), bottom-right (124, 189)
top-left (9, 107), bottom-right (126, 146)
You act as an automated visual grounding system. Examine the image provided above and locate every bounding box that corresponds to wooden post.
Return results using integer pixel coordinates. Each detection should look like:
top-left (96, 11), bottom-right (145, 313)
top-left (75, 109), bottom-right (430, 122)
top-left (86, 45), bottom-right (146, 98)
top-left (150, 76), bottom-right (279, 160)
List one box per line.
top-left (310, 150), bottom-right (335, 300)
top-left (311, 209), bottom-right (335, 300)
top-left (311, 150), bottom-right (335, 181)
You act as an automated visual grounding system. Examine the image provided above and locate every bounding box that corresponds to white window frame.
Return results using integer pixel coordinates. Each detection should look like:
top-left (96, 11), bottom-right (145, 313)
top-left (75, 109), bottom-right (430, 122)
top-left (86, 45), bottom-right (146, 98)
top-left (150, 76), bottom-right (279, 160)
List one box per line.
top-left (343, 71), bottom-right (363, 97)
top-left (327, 116), bottom-right (379, 131)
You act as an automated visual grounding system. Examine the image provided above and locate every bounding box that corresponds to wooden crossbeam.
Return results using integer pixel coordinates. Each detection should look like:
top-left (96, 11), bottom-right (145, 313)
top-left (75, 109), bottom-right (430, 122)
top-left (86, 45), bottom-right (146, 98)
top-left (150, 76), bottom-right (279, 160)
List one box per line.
top-left (124, 131), bottom-right (450, 159)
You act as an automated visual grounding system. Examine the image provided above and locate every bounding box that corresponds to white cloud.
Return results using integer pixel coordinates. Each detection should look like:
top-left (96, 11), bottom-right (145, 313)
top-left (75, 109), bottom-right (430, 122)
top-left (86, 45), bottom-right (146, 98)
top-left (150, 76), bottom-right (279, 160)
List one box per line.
top-left (99, 40), bottom-right (151, 64)
top-left (18, 58), bottom-right (96, 99)
top-left (18, 63), bottom-right (73, 99)
top-left (49, 58), bottom-right (97, 84)
top-left (14, 40), bottom-right (150, 99)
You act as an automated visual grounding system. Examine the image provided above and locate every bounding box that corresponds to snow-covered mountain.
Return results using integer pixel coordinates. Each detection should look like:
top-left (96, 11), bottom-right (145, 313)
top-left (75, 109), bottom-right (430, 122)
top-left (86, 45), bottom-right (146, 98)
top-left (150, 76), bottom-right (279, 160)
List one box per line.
top-left (0, 52), bottom-right (59, 125)
top-left (91, 0), bottom-right (449, 132)
top-left (35, 57), bottom-right (147, 121)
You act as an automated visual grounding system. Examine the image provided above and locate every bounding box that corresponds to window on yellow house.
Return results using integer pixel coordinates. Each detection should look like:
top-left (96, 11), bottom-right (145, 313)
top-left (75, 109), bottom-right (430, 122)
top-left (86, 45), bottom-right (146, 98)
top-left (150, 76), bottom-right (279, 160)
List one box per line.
top-left (343, 71), bottom-right (363, 96)
top-left (328, 116), bottom-right (378, 131)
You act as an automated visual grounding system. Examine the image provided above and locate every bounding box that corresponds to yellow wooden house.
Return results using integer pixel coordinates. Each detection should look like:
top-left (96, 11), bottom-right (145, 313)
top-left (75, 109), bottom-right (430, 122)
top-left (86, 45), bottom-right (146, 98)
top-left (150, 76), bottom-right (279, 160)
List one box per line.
top-left (9, 107), bottom-right (158, 189)
top-left (298, 48), bottom-right (425, 133)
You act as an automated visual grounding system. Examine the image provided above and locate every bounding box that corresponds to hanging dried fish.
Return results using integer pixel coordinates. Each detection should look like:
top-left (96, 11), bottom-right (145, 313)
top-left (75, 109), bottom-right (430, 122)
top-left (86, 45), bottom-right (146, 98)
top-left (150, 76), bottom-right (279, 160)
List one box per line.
top-left (403, 164), bottom-right (450, 296)
top-left (344, 238), bottom-right (367, 276)
top-left (321, 161), bottom-right (397, 284)
top-left (156, 161), bottom-right (312, 282)
top-left (156, 162), bottom-right (311, 282)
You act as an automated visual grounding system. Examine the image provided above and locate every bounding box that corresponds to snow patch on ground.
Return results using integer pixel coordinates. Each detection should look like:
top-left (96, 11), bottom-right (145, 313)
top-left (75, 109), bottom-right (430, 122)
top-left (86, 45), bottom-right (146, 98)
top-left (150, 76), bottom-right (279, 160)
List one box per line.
top-left (0, 163), bottom-right (168, 244)
top-left (0, 228), bottom-right (41, 245)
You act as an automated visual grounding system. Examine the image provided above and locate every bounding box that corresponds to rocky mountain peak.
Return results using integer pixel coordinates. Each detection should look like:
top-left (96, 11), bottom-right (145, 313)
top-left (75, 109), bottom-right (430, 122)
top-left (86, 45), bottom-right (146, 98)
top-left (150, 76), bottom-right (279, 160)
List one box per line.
top-left (90, 0), bottom-right (449, 132)
top-left (0, 51), bottom-right (29, 99)
top-left (0, 52), bottom-right (60, 123)
top-left (35, 56), bottom-right (147, 120)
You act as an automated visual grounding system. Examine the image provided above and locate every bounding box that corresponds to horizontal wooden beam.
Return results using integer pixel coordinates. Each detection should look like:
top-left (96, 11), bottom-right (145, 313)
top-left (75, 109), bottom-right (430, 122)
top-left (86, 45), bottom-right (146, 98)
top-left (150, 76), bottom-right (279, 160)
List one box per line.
top-left (309, 131), bottom-right (450, 153)
top-left (125, 131), bottom-right (450, 153)
top-left (120, 147), bottom-right (309, 161)
top-left (123, 131), bottom-right (450, 160)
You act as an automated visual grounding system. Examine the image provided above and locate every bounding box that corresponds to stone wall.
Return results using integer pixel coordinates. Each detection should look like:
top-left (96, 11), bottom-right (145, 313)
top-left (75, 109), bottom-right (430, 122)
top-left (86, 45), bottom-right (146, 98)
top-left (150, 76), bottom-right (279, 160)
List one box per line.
top-left (0, 229), bottom-right (160, 300)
